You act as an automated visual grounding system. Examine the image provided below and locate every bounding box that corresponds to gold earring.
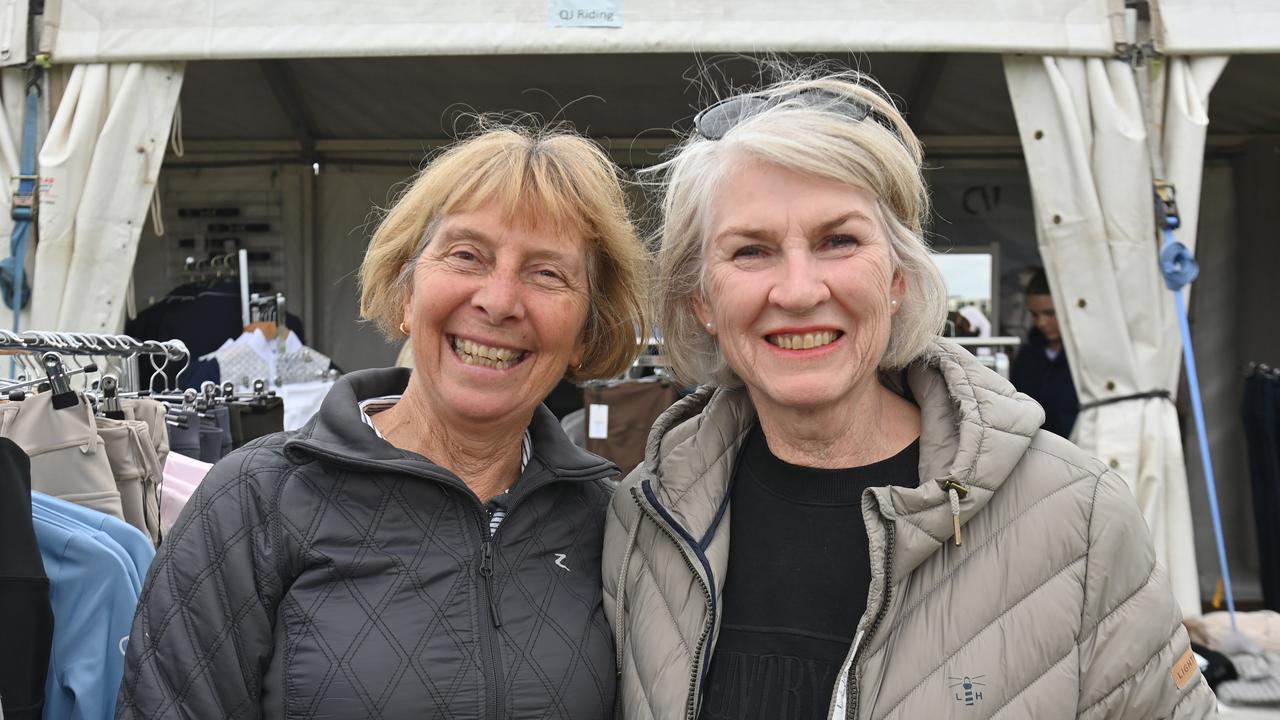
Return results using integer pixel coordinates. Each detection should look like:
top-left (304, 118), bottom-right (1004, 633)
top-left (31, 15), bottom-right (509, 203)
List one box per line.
top-left (399, 321), bottom-right (410, 336)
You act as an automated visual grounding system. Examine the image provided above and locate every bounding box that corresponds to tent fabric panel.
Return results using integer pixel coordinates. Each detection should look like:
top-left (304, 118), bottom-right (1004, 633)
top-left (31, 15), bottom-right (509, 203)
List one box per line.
top-left (0, 0), bottom-right (26, 67)
top-left (33, 62), bottom-right (183, 332)
top-left (1004, 53), bottom-right (1225, 617)
top-left (45, 0), bottom-right (1121, 62)
top-left (1157, 0), bottom-right (1280, 54)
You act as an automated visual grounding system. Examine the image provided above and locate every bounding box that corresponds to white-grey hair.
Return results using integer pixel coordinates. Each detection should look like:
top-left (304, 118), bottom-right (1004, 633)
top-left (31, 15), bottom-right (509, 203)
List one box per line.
top-left (646, 69), bottom-right (947, 387)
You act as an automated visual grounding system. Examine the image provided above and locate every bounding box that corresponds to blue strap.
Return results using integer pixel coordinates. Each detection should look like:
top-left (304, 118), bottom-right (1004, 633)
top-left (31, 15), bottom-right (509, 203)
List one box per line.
top-left (1160, 225), bottom-right (1236, 630)
top-left (3, 82), bottom-right (39, 324)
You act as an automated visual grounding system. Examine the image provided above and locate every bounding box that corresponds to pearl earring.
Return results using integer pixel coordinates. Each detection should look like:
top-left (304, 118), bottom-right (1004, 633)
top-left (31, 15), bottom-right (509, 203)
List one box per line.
top-left (705, 322), bottom-right (715, 332)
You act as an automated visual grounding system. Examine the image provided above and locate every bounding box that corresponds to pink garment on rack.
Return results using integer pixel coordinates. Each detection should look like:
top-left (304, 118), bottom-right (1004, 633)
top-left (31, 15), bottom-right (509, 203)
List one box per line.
top-left (161, 452), bottom-right (212, 533)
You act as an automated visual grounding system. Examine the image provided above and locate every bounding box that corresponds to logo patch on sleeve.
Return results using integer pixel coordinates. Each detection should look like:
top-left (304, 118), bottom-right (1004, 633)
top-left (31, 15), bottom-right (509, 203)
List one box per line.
top-left (1171, 646), bottom-right (1198, 689)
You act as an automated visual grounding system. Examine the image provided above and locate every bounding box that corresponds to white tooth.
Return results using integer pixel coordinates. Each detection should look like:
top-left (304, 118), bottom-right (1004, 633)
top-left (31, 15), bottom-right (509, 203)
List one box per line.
top-left (801, 333), bottom-right (814, 349)
top-left (778, 335), bottom-right (791, 350)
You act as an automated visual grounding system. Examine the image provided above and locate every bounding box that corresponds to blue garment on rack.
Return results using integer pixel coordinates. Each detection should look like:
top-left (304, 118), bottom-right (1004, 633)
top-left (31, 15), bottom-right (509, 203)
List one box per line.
top-left (32, 492), bottom-right (154, 594)
top-left (32, 511), bottom-right (140, 720)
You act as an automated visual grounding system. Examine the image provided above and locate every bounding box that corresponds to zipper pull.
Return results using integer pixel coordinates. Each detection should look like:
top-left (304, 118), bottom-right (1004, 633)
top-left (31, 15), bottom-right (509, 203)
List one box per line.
top-left (941, 480), bottom-right (969, 547)
top-left (479, 540), bottom-right (502, 627)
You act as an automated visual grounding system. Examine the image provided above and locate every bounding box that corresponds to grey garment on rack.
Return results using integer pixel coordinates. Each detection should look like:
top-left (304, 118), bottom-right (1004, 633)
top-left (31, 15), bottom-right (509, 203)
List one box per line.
top-left (97, 417), bottom-right (163, 546)
top-left (211, 406), bottom-right (232, 458)
top-left (167, 408), bottom-right (201, 460)
top-left (198, 414), bottom-right (223, 464)
top-left (227, 398), bottom-right (285, 447)
top-left (0, 391), bottom-right (123, 521)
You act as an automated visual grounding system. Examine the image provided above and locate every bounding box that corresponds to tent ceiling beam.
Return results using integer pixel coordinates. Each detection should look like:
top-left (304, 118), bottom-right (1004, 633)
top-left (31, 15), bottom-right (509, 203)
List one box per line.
top-left (258, 60), bottom-right (316, 158)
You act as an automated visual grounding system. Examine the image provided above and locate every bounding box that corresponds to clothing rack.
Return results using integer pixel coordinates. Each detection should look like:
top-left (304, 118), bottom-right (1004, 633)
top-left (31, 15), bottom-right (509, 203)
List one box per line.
top-left (0, 330), bottom-right (190, 391)
top-left (184, 248), bottom-right (250, 325)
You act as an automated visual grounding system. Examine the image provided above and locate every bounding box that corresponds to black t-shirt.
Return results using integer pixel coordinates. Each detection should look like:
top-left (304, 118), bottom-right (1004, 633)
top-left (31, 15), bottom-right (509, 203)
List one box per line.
top-left (698, 424), bottom-right (920, 720)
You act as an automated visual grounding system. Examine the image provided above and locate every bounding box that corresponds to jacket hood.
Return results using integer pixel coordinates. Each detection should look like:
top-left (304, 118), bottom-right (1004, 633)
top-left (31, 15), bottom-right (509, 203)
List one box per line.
top-left (286, 367), bottom-right (618, 486)
top-left (641, 338), bottom-right (1045, 580)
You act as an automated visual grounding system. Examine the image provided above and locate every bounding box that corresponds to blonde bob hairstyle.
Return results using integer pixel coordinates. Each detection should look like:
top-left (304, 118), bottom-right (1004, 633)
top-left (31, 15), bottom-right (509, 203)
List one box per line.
top-left (650, 70), bottom-right (948, 387)
top-left (359, 125), bottom-right (650, 382)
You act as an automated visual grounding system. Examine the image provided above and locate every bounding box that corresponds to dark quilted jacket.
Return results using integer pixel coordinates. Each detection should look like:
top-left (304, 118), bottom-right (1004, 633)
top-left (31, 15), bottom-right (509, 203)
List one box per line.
top-left (117, 367), bottom-right (619, 719)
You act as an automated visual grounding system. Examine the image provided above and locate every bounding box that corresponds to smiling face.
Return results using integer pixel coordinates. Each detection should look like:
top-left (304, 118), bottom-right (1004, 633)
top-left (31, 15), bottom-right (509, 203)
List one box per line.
top-left (694, 157), bottom-right (904, 416)
top-left (402, 201), bottom-right (591, 426)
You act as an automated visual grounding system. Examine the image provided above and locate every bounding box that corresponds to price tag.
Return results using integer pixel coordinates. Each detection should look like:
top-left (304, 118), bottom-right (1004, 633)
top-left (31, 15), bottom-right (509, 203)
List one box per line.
top-left (588, 403), bottom-right (609, 439)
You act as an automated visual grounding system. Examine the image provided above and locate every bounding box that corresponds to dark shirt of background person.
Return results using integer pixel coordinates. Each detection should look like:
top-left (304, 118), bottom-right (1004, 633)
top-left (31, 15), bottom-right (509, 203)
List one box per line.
top-left (1010, 269), bottom-right (1079, 438)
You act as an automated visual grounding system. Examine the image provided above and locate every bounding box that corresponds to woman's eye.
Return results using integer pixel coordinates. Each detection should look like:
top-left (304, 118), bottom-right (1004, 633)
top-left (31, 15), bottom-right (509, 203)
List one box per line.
top-left (732, 245), bottom-right (766, 260)
top-left (452, 250), bottom-right (477, 262)
top-left (826, 234), bottom-right (858, 248)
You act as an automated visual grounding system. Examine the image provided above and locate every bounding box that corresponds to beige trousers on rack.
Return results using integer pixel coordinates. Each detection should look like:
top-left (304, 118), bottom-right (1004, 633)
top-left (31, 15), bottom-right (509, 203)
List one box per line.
top-left (97, 417), bottom-right (164, 545)
top-left (123, 398), bottom-right (170, 470)
top-left (0, 391), bottom-right (123, 520)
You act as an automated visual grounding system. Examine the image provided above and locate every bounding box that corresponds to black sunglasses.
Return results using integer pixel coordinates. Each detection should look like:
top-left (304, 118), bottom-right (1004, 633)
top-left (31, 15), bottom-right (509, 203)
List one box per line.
top-left (692, 88), bottom-right (902, 143)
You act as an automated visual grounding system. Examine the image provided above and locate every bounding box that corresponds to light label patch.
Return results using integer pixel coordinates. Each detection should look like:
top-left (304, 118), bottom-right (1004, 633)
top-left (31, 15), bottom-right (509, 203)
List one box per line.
top-left (1171, 646), bottom-right (1198, 689)
top-left (588, 404), bottom-right (609, 439)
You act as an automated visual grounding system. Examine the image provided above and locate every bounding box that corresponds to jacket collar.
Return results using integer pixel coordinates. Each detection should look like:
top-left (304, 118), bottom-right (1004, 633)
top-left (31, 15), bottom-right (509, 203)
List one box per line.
top-left (286, 367), bottom-right (618, 488)
top-left (643, 338), bottom-right (1045, 580)
top-left (876, 339), bottom-right (1045, 580)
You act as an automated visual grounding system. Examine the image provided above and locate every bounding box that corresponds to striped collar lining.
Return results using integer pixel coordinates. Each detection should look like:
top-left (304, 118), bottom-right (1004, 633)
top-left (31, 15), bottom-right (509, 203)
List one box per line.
top-left (358, 394), bottom-right (532, 472)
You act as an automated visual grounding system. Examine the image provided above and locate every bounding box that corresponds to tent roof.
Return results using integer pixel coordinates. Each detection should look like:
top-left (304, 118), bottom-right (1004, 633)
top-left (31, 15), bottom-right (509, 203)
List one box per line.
top-left (42, 0), bottom-right (1122, 63)
top-left (175, 52), bottom-right (1279, 152)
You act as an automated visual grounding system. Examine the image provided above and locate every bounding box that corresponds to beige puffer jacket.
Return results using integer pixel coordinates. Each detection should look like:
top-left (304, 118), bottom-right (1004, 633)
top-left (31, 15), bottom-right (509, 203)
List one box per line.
top-left (603, 339), bottom-right (1216, 719)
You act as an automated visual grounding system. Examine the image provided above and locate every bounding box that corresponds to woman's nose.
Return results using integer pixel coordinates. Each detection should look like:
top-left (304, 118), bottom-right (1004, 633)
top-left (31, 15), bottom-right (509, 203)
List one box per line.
top-left (471, 270), bottom-right (526, 324)
top-left (768, 251), bottom-right (831, 312)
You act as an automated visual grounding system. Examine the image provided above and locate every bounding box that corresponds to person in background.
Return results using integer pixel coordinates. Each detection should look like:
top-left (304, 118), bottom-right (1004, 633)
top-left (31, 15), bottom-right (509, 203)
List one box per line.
top-left (117, 125), bottom-right (650, 719)
top-left (1010, 267), bottom-right (1079, 437)
top-left (604, 69), bottom-right (1214, 719)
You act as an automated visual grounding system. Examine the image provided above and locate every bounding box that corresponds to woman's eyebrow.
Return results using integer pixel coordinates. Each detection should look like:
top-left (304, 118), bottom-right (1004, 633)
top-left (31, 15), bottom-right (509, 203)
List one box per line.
top-left (713, 225), bottom-right (774, 243)
top-left (437, 226), bottom-right (490, 244)
top-left (813, 210), bottom-right (873, 234)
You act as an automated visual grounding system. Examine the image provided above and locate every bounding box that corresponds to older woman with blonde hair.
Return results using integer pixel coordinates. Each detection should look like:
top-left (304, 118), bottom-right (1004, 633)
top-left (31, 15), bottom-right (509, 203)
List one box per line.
top-left (604, 71), bottom-right (1215, 719)
top-left (119, 125), bottom-right (648, 719)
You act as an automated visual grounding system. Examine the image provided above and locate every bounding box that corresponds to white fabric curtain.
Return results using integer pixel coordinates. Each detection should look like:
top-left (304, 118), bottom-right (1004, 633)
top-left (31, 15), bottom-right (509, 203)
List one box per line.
top-left (32, 62), bottom-right (183, 332)
top-left (1003, 54), bottom-right (1227, 617)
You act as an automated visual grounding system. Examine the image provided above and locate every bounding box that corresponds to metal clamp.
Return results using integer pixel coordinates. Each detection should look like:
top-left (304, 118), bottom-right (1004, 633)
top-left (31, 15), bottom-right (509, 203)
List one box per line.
top-left (1154, 181), bottom-right (1180, 231)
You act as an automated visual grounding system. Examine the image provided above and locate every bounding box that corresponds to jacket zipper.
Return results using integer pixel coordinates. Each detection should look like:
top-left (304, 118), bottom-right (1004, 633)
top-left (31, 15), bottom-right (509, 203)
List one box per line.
top-left (475, 512), bottom-right (506, 720)
top-left (630, 488), bottom-right (716, 720)
top-left (845, 521), bottom-right (896, 720)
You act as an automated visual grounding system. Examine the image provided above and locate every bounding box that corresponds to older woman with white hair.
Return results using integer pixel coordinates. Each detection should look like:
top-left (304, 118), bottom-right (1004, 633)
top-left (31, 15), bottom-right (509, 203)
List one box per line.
top-left (603, 72), bottom-right (1215, 719)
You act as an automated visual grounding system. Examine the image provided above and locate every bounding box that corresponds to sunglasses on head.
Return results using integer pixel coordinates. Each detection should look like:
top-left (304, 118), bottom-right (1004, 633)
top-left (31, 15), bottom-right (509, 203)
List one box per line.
top-left (692, 87), bottom-right (903, 143)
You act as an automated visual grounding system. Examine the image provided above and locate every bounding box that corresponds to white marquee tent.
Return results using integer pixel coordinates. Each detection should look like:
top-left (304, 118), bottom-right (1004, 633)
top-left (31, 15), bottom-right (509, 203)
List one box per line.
top-left (2, 0), bottom-right (1279, 618)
